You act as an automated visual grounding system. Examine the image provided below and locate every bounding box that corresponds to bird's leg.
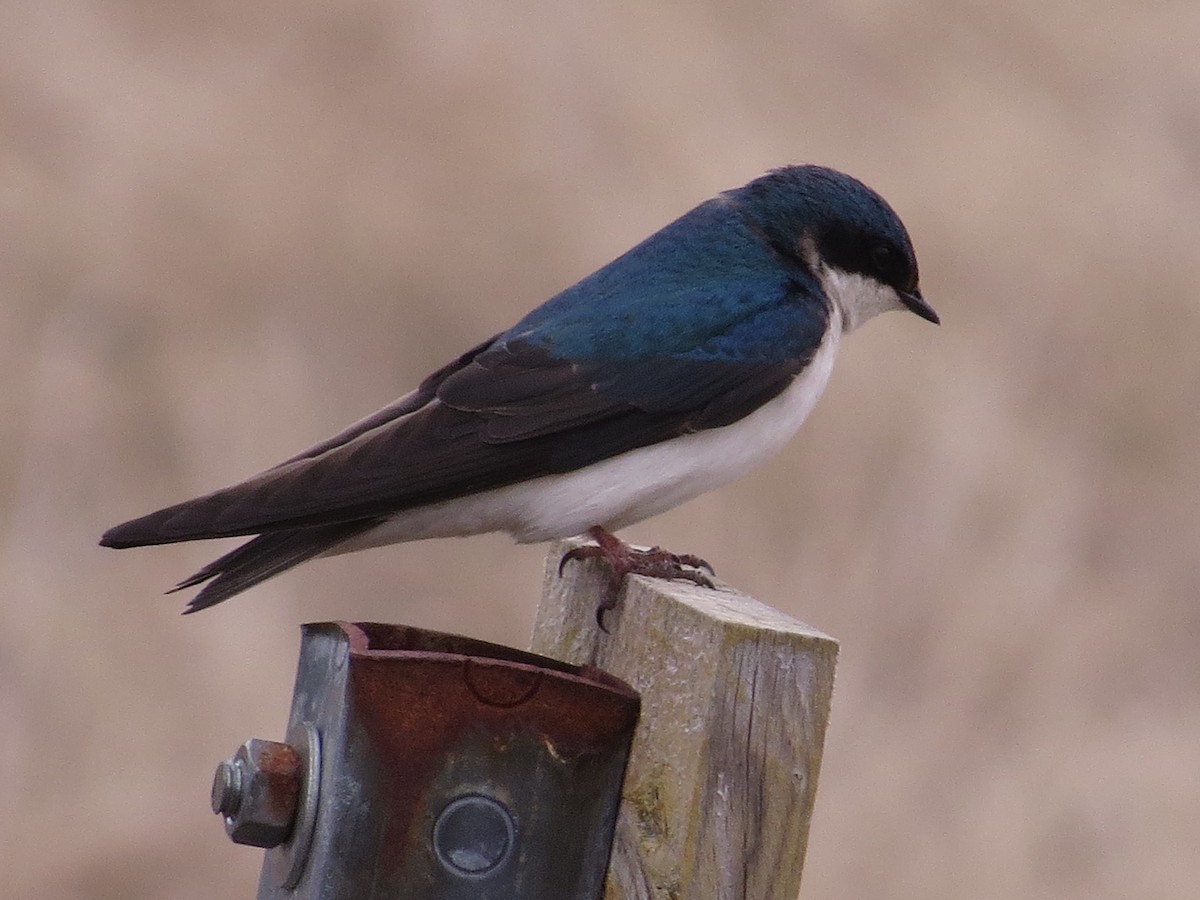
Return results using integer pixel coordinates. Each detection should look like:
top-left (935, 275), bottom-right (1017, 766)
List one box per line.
top-left (558, 526), bottom-right (715, 628)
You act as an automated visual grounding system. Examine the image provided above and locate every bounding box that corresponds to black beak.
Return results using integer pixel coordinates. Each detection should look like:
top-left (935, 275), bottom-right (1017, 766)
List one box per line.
top-left (900, 289), bottom-right (939, 325)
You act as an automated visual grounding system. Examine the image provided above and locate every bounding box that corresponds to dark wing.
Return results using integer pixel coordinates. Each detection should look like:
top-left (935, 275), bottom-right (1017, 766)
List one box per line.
top-left (101, 287), bottom-right (826, 552)
top-left (98, 336), bottom-right (501, 549)
top-left (268, 335), bottom-right (499, 467)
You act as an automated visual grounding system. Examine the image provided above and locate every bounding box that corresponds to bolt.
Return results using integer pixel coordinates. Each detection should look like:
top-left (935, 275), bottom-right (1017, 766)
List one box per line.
top-left (210, 738), bottom-right (302, 849)
top-left (211, 759), bottom-right (244, 816)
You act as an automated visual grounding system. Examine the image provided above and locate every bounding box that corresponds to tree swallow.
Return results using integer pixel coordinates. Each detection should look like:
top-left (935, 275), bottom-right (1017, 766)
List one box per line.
top-left (101, 165), bottom-right (938, 616)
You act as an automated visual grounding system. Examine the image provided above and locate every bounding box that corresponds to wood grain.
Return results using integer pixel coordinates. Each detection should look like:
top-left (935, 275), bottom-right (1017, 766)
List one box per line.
top-left (531, 539), bottom-right (839, 900)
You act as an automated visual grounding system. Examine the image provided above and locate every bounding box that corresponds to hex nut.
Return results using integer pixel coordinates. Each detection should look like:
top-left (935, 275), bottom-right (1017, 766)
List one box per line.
top-left (217, 739), bottom-right (302, 849)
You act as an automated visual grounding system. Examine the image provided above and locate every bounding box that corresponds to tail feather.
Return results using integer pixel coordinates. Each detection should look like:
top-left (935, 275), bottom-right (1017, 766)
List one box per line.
top-left (174, 519), bottom-right (383, 613)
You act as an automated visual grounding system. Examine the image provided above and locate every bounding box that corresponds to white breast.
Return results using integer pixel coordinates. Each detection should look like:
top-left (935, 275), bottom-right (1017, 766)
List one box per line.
top-left (336, 307), bottom-right (842, 552)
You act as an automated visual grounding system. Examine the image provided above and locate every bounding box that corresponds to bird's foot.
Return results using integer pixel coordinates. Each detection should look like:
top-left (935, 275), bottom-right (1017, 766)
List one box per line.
top-left (558, 527), bottom-right (715, 629)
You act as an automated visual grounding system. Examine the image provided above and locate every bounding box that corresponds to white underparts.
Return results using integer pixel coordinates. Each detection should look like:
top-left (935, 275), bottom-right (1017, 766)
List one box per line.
top-left (333, 306), bottom-right (844, 553)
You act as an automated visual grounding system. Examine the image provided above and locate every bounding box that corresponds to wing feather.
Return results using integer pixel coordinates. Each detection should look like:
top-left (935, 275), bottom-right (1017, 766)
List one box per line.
top-left (102, 261), bottom-right (829, 548)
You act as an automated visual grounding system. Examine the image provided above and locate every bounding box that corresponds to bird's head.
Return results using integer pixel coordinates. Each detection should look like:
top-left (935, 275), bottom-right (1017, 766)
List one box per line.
top-left (733, 165), bottom-right (939, 333)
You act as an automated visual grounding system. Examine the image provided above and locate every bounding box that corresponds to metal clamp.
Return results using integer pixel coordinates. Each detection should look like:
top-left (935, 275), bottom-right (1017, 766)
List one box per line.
top-left (209, 622), bottom-right (640, 899)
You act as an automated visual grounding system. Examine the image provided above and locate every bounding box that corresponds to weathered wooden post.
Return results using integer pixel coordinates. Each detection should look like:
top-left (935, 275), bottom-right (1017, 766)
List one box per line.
top-left (532, 539), bottom-right (839, 899)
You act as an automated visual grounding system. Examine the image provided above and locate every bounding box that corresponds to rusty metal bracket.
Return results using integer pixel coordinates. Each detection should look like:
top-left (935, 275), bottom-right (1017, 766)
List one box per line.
top-left (210, 622), bottom-right (640, 899)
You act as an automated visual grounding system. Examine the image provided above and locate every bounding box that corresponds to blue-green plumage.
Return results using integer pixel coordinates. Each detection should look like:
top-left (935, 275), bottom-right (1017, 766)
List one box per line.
top-left (100, 164), bottom-right (937, 612)
top-left (508, 191), bottom-right (822, 363)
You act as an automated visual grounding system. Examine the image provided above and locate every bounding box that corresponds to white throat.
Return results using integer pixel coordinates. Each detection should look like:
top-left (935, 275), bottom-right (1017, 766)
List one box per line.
top-left (816, 265), bottom-right (906, 333)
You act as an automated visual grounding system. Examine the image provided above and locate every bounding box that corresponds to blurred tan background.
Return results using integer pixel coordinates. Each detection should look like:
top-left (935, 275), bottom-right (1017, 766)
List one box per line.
top-left (2, 1), bottom-right (1198, 897)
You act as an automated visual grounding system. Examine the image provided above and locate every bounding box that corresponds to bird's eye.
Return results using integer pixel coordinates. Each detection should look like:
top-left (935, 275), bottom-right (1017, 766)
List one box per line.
top-left (869, 242), bottom-right (895, 274)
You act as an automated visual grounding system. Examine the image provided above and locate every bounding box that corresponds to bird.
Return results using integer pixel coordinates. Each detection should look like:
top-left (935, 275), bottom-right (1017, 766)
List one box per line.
top-left (101, 164), bottom-right (938, 619)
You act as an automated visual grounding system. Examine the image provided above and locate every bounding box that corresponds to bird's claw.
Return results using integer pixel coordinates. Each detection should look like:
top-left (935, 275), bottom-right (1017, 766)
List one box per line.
top-left (557, 529), bottom-right (716, 630)
top-left (672, 551), bottom-right (715, 575)
top-left (558, 543), bottom-right (605, 577)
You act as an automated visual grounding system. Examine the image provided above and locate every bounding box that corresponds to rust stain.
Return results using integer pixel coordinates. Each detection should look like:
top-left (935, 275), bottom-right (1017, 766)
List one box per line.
top-left (318, 621), bottom-right (640, 878)
top-left (255, 742), bottom-right (302, 821)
